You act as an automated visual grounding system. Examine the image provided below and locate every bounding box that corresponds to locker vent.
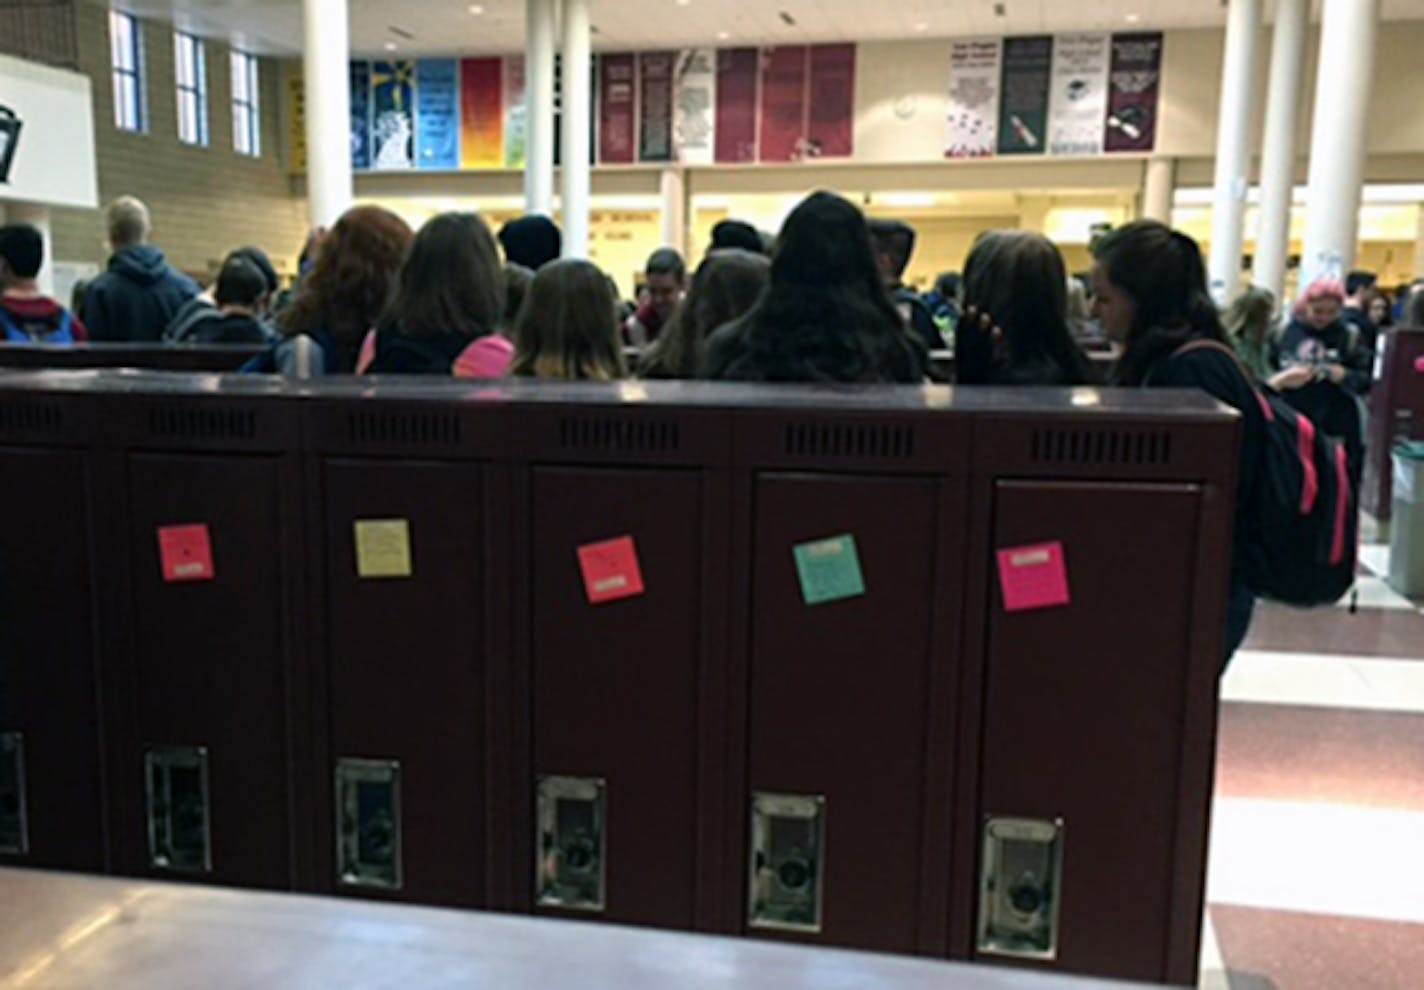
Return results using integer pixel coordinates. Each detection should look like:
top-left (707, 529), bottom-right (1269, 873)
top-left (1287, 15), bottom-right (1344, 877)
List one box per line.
top-left (0, 400), bottom-right (63, 435)
top-left (784, 422), bottom-right (915, 459)
top-left (1030, 429), bottom-right (1173, 466)
top-left (147, 406), bottom-right (256, 441)
top-left (348, 411), bottom-right (462, 447)
top-left (559, 417), bottom-right (680, 453)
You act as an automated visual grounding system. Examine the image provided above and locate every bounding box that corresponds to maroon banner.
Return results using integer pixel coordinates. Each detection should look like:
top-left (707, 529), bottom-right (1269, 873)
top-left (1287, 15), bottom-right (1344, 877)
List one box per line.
top-left (638, 51), bottom-right (675, 163)
top-left (715, 48), bottom-right (758, 163)
top-left (806, 44), bottom-right (855, 159)
top-left (599, 53), bottom-right (636, 164)
top-left (758, 47), bottom-right (808, 163)
top-left (1104, 32), bottom-right (1163, 153)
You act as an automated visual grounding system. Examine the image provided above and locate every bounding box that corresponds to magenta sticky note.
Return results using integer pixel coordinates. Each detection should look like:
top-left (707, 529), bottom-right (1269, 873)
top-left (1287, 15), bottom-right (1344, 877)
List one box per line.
top-left (1414, 355), bottom-right (1424, 373)
top-left (997, 541), bottom-right (1070, 613)
top-left (158, 524), bottom-right (215, 583)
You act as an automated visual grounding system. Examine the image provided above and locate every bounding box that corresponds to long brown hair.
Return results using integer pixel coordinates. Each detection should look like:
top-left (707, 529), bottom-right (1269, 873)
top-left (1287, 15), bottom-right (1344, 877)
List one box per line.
top-left (640, 249), bottom-right (769, 380)
top-left (381, 212), bottom-right (503, 341)
top-left (279, 205), bottom-right (412, 367)
top-left (512, 259), bottom-right (626, 381)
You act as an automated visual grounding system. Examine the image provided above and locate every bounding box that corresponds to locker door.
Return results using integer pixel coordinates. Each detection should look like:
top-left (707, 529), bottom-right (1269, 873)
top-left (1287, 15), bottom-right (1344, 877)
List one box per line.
top-left (124, 453), bottom-right (293, 889)
top-left (528, 466), bottom-right (708, 929)
top-left (0, 448), bottom-right (103, 871)
top-left (746, 473), bottom-right (955, 954)
top-left (319, 459), bottom-right (487, 907)
top-left (977, 480), bottom-right (1205, 982)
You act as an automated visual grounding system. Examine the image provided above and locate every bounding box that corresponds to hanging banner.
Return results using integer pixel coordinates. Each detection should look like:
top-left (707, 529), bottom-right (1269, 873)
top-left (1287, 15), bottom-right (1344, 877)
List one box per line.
top-left (287, 70), bottom-right (307, 175)
top-left (349, 61), bottom-right (371, 171)
top-left (599, 53), bottom-right (637, 164)
top-left (1046, 34), bottom-right (1111, 156)
top-left (806, 44), bottom-right (854, 159)
top-left (371, 60), bottom-right (416, 170)
top-left (674, 49), bottom-right (717, 165)
top-left (758, 46), bottom-right (807, 163)
top-left (1104, 32), bottom-right (1164, 153)
top-left (460, 58), bottom-right (503, 168)
top-left (416, 59), bottom-right (459, 170)
top-left (504, 56), bottom-right (527, 169)
top-left (638, 51), bottom-right (675, 163)
top-left (944, 38), bottom-right (1000, 159)
top-left (715, 48), bottom-right (758, 164)
top-left (997, 36), bottom-right (1052, 156)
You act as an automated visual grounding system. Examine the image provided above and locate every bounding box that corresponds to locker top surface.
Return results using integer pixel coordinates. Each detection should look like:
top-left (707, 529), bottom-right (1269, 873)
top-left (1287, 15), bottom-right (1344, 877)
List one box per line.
top-left (0, 868), bottom-right (1160, 990)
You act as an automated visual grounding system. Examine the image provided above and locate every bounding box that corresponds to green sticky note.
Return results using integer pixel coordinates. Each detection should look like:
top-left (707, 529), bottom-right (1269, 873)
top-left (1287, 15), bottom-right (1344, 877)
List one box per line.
top-left (793, 534), bottom-right (866, 606)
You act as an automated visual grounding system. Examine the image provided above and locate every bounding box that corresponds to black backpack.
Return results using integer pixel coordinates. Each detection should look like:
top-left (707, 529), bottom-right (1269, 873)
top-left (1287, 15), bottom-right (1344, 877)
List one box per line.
top-left (1172, 340), bottom-right (1358, 607)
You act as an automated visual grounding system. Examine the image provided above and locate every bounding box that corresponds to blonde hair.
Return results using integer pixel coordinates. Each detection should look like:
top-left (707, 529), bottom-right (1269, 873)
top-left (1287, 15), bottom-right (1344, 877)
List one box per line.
top-left (107, 196), bottom-right (152, 248)
top-left (512, 259), bottom-right (626, 381)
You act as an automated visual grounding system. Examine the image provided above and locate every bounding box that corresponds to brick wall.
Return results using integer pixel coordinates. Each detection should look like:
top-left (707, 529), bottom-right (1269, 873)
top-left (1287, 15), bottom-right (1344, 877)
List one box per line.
top-left (50, 3), bottom-right (307, 279)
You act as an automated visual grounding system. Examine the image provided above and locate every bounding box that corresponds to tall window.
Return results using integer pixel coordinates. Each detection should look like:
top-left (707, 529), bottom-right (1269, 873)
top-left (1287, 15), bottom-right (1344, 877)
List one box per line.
top-left (109, 10), bottom-right (147, 133)
top-left (174, 31), bottom-right (209, 146)
top-left (231, 51), bottom-right (261, 157)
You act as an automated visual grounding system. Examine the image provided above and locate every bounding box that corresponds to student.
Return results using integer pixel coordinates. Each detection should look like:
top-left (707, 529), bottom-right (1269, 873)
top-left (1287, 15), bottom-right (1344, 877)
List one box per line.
top-left (170, 255), bottom-right (278, 345)
top-left (498, 215), bottom-right (562, 271)
top-left (640, 249), bottom-right (770, 380)
top-left (1341, 269), bottom-right (1378, 358)
top-left (867, 218), bottom-right (944, 350)
top-left (1091, 220), bottom-right (1263, 660)
top-left (83, 196), bottom-right (199, 342)
top-left (703, 192), bottom-right (926, 384)
top-left (923, 271), bottom-right (961, 339)
top-left (247, 205), bottom-right (412, 375)
top-left (709, 219), bottom-right (765, 255)
top-left (1223, 285), bottom-right (1279, 383)
top-left (166, 246), bottom-right (279, 342)
top-left (0, 223), bottom-right (88, 343)
top-left (954, 231), bottom-right (1094, 386)
top-left (623, 248), bottom-right (687, 347)
top-left (512, 259), bottom-right (626, 381)
top-left (502, 264), bottom-right (534, 334)
top-left (359, 212), bottom-right (512, 378)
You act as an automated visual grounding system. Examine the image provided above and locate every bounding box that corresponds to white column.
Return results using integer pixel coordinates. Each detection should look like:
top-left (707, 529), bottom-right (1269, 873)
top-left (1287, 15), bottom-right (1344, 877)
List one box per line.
top-left (1142, 157), bottom-right (1177, 223)
top-left (1253, 0), bottom-right (1309, 303)
top-left (1208, 0), bottom-right (1263, 306)
top-left (6, 202), bottom-right (54, 297)
top-left (1301, 0), bottom-right (1380, 289)
top-left (302, 0), bottom-right (354, 228)
top-left (525, 0), bottom-right (557, 215)
top-left (659, 169), bottom-right (688, 256)
top-left (559, 0), bottom-right (592, 257)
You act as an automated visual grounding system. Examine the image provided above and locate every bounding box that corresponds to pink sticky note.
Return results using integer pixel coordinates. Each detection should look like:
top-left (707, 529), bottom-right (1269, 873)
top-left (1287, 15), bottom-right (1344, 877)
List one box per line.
top-left (577, 536), bottom-right (645, 605)
top-left (997, 541), bottom-right (1070, 613)
top-left (158, 524), bottom-right (215, 583)
top-left (1414, 355), bottom-right (1424, 374)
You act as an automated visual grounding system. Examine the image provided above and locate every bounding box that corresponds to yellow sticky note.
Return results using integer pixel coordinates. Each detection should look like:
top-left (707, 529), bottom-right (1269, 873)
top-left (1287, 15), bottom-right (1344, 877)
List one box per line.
top-left (354, 519), bottom-right (413, 579)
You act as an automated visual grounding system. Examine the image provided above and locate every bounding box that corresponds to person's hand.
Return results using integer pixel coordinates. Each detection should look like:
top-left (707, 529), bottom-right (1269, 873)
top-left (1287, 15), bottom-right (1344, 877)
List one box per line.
top-left (1270, 365), bottom-right (1314, 391)
top-left (1326, 363), bottom-right (1347, 385)
top-left (961, 305), bottom-right (1005, 346)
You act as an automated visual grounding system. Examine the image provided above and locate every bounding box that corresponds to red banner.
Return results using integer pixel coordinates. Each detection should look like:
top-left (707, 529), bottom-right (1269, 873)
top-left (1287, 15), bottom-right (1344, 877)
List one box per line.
top-left (460, 58), bottom-right (503, 168)
top-left (806, 44), bottom-right (854, 159)
top-left (715, 48), bottom-right (758, 163)
top-left (599, 53), bottom-right (636, 164)
top-left (758, 47), bottom-right (807, 163)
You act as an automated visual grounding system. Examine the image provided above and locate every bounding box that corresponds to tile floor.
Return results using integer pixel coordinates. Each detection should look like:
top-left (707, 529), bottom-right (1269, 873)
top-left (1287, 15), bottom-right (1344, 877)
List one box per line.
top-left (1198, 528), bottom-right (1424, 989)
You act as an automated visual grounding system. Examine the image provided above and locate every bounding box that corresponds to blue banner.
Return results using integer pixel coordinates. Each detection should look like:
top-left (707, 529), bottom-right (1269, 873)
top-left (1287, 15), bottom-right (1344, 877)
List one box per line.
top-left (371, 60), bottom-right (416, 170)
top-left (350, 61), bottom-right (371, 171)
top-left (416, 59), bottom-right (459, 170)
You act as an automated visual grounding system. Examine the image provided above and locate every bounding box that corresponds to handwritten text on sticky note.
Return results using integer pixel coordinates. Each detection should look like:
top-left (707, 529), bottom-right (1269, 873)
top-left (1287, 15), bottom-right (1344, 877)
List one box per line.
top-left (577, 536), bottom-right (646, 605)
top-left (158, 524), bottom-right (215, 583)
top-left (355, 519), bottom-right (414, 579)
top-left (794, 534), bottom-right (866, 606)
top-left (997, 541), bottom-right (1071, 613)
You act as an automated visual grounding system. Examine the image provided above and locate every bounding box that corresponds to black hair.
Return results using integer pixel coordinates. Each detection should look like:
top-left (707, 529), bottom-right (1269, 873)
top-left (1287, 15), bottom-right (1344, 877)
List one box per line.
top-left (1092, 220), bottom-right (1225, 385)
top-left (641, 249), bottom-right (769, 380)
top-left (232, 246), bottom-right (279, 294)
top-left (710, 219), bottom-right (764, 254)
top-left (215, 255), bottom-right (268, 308)
top-left (0, 224), bottom-right (44, 280)
top-left (1345, 270), bottom-right (1377, 297)
top-left (383, 211), bottom-right (504, 341)
top-left (703, 191), bottom-right (924, 383)
top-left (498, 215), bottom-right (563, 271)
top-left (867, 218), bottom-right (917, 279)
top-left (645, 247), bottom-right (686, 282)
top-left (934, 271), bottom-right (961, 299)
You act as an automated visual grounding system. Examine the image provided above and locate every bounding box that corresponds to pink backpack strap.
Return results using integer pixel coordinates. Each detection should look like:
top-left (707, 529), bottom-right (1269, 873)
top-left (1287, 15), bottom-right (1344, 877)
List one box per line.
top-left (355, 328), bottom-right (378, 375)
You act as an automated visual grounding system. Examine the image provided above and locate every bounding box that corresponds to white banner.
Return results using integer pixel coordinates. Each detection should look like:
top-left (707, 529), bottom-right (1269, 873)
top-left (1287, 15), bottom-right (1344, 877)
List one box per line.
top-left (945, 38), bottom-right (1001, 159)
top-left (1047, 33), bottom-right (1111, 157)
top-left (0, 54), bottom-right (98, 209)
top-left (674, 48), bottom-right (717, 166)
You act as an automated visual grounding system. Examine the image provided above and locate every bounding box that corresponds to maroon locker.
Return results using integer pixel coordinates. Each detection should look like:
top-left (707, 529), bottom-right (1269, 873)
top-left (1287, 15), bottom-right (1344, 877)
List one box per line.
top-left (1363, 328), bottom-right (1424, 521)
top-left (302, 389), bottom-right (506, 908)
top-left (732, 402), bottom-right (970, 955)
top-left (0, 388), bottom-right (105, 872)
top-left (956, 395), bottom-right (1238, 987)
top-left (101, 381), bottom-right (306, 892)
top-left (511, 394), bottom-right (733, 932)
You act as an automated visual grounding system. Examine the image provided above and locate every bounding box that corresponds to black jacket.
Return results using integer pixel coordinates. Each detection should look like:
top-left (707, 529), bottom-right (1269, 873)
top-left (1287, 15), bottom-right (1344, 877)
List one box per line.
top-left (84, 246), bottom-right (200, 343)
top-left (891, 285), bottom-right (945, 351)
top-left (365, 328), bottom-right (471, 375)
top-left (1279, 316), bottom-right (1372, 395)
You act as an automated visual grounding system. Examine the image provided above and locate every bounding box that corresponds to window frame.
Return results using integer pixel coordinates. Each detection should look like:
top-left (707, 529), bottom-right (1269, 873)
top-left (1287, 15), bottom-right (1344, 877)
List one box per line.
top-left (110, 10), bottom-right (148, 133)
top-left (230, 50), bottom-right (261, 157)
top-left (174, 30), bottom-right (210, 147)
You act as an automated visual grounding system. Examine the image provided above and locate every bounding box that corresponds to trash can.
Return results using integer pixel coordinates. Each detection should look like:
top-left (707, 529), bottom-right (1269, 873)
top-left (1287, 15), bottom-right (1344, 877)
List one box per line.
top-left (1388, 441), bottom-right (1424, 598)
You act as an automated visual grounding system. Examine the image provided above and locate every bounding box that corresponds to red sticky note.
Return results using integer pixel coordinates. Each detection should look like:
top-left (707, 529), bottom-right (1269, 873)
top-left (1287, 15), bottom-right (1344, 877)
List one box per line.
top-left (1414, 355), bottom-right (1424, 373)
top-left (577, 536), bottom-right (645, 605)
top-left (997, 541), bottom-right (1070, 613)
top-left (158, 524), bottom-right (215, 583)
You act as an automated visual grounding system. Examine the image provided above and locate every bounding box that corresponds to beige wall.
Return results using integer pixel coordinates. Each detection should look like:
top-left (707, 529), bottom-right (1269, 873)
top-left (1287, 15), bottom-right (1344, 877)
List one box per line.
top-left (51, 4), bottom-right (306, 280)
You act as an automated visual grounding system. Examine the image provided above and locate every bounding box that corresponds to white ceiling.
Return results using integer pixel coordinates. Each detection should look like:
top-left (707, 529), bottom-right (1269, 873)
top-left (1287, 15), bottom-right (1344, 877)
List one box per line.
top-left (103, 0), bottom-right (1424, 59)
